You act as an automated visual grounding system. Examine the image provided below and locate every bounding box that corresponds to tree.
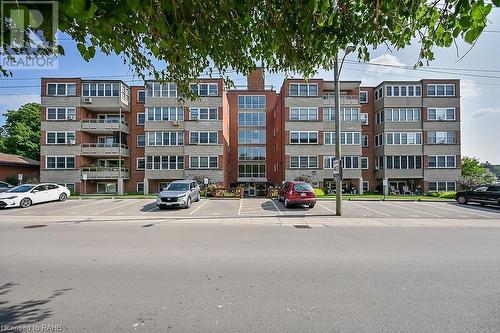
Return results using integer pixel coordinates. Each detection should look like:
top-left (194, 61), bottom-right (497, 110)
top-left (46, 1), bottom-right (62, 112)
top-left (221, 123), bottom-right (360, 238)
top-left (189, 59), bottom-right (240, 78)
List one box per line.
top-left (1, 1), bottom-right (499, 94)
top-left (458, 156), bottom-right (497, 190)
top-left (0, 103), bottom-right (41, 161)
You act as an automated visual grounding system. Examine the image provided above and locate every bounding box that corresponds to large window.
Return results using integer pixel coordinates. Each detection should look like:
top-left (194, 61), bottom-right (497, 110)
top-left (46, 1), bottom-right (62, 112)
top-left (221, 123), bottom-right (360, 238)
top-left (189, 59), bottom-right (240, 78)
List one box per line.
top-left (238, 112), bottom-right (266, 126)
top-left (147, 132), bottom-right (184, 146)
top-left (290, 156), bottom-right (318, 168)
top-left (46, 156), bottom-right (75, 169)
top-left (190, 156), bottom-right (218, 169)
top-left (359, 91), bottom-right (368, 103)
top-left (427, 108), bottom-right (455, 121)
top-left (385, 156), bottom-right (422, 169)
top-left (386, 85), bottom-right (422, 97)
top-left (82, 83), bottom-right (120, 97)
top-left (146, 82), bottom-right (177, 97)
top-left (427, 84), bottom-right (455, 96)
top-left (428, 155), bottom-right (456, 168)
top-left (238, 164), bottom-right (266, 178)
top-left (46, 107), bottom-right (76, 120)
top-left (324, 156), bottom-right (359, 169)
top-left (324, 132), bottom-right (361, 145)
top-left (238, 95), bottom-right (266, 109)
top-left (386, 132), bottom-right (422, 145)
top-left (385, 108), bottom-right (421, 122)
top-left (323, 107), bottom-right (360, 121)
top-left (189, 131), bottom-right (218, 144)
top-left (289, 83), bottom-right (318, 96)
top-left (136, 157), bottom-right (145, 170)
top-left (136, 135), bottom-right (145, 147)
top-left (238, 129), bottom-right (266, 144)
top-left (290, 131), bottom-right (318, 144)
top-left (428, 131), bottom-right (456, 144)
top-left (290, 107), bottom-right (318, 121)
top-left (189, 107), bottom-right (218, 120)
top-left (190, 83), bottom-right (218, 96)
top-left (47, 83), bottom-right (76, 96)
top-left (428, 181), bottom-right (456, 192)
top-left (145, 156), bottom-right (184, 170)
top-left (146, 107), bottom-right (184, 121)
top-left (46, 131), bottom-right (76, 144)
top-left (238, 147), bottom-right (266, 161)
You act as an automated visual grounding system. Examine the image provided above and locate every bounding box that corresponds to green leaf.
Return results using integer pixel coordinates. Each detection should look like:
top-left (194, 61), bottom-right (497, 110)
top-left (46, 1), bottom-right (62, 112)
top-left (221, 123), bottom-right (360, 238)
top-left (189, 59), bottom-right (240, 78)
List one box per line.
top-left (464, 27), bottom-right (481, 43)
top-left (127, 0), bottom-right (140, 11)
top-left (76, 43), bottom-right (87, 56)
top-left (492, 0), bottom-right (500, 6)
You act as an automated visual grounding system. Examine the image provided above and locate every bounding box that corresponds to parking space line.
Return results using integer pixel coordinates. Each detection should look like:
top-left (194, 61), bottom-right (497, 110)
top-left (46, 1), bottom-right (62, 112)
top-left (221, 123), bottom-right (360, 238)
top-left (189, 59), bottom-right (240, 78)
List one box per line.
top-left (348, 201), bottom-right (391, 217)
top-left (383, 202), bottom-right (442, 218)
top-left (318, 203), bottom-right (336, 214)
top-left (422, 203), bottom-right (497, 218)
top-left (91, 200), bottom-right (140, 215)
top-left (42, 200), bottom-right (103, 215)
top-left (188, 200), bottom-right (209, 215)
top-left (271, 199), bottom-right (284, 215)
top-left (238, 199), bottom-right (243, 216)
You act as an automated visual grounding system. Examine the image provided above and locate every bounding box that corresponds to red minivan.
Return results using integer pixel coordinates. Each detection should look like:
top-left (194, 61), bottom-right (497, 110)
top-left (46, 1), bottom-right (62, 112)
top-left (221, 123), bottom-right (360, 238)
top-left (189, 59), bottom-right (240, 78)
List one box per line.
top-left (278, 181), bottom-right (316, 208)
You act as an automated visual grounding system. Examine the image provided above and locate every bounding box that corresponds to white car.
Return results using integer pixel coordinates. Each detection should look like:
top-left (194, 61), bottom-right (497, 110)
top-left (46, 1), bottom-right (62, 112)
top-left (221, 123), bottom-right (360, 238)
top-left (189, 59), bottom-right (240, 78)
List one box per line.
top-left (0, 183), bottom-right (70, 209)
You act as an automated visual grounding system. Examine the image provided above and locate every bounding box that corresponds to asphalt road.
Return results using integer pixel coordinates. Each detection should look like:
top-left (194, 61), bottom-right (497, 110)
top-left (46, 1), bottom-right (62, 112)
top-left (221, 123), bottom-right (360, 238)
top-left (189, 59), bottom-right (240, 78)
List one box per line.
top-left (1, 222), bottom-right (499, 332)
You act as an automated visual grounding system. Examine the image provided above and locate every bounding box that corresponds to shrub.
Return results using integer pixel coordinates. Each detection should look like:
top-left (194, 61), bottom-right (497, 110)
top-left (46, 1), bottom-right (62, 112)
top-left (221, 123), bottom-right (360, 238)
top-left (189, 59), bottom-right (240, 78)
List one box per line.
top-left (313, 188), bottom-right (325, 197)
top-left (438, 191), bottom-right (456, 199)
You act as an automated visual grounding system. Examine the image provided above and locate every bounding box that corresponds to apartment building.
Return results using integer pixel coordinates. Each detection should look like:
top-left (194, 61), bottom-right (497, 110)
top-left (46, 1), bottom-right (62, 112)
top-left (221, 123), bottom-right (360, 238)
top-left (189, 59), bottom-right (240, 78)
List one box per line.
top-left (39, 72), bottom-right (461, 195)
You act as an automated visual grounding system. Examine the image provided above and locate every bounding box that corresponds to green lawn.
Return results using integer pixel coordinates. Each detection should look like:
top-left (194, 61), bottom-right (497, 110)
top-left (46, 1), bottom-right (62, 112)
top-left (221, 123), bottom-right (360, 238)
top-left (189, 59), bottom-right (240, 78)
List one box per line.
top-left (318, 194), bottom-right (454, 201)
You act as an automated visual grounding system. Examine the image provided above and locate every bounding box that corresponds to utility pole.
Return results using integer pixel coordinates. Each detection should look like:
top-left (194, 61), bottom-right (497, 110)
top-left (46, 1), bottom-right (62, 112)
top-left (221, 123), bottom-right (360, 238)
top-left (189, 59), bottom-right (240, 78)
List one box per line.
top-left (333, 54), bottom-right (342, 216)
top-left (118, 105), bottom-right (123, 195)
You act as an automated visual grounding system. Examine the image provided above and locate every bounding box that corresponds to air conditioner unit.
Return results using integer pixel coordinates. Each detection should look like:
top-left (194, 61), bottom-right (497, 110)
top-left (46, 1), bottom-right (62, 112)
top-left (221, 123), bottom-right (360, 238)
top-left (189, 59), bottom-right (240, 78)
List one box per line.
top-left (68, 140), bottom-right (76, 145)
top-left (67, 115), bottom-right (76, 120)
top-left (83, 97), bottom-right (93, 104)
top-left (172, 120), bottom-right (180, 126)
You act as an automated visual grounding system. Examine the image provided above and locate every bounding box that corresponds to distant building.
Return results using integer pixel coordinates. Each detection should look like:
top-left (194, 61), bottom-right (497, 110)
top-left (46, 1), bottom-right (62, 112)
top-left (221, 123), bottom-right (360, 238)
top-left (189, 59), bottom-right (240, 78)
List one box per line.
top-left (0, 152), bottom-right (40, 184)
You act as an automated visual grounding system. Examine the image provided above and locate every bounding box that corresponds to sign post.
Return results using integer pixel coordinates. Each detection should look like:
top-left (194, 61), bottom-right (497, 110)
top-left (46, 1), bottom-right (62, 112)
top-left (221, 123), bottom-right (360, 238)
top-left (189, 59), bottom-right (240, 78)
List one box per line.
top-left (17, 173), bottom-right (23, 185)
top-left (203, 178), bottom-right (209, 198)
top-left (82, 174), bottom-right (88, 196)
top-left (382, 178), bottom-right (388, 200)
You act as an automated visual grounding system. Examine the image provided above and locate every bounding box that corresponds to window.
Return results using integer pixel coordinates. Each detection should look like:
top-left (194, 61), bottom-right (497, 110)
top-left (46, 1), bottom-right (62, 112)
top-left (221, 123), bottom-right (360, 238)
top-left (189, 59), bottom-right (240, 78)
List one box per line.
top-left (359, 91), bottom-right (368, 103)
top-left (428, 155), bottom-right (456, 168)
top-left (238, 112), bottom-right (266, 126)
top-left (376, 110), bottom-right (384, 124)
top-left (190, 156), bottom-right (218, 169)
top-left (190, 83), bottom-right (218, 96)
top-left (146, 82), bottom-right (177, 97)
top-left (137, 90), bottom-right (145, 103)
top-left (145, 156), bottom-right (184, 170)
top-left (428, 131), bottom-right (456, 144)
top-left (136, 182), bottom-right (144, 193)
top-left (385, 108), bottom-right (421, 122)
top-left (385, 85), bottom-right (422, 97)
top-left (46, 156), bottom-right (75, 169)
top-left (137, 135), bottom-right (145, 147)
top-left (290, 107), bottom-right (318, 121)
top-left (427, 84), bottom-right (455, 96)
top-left (188, 107), bottom-right (218, 120)
top-left (362, 181), bottom-right (369, 192)
top-left (238, 164), bottom-right (266, 178)
top-left (374, 87), bottom-right (383, 100)
top-left (362, 135), bottom-right (368, 147)
top-left (238, 129), bottom-right (266, 144)
top-left (82, 83), bottom-right (120, 97)
top-left (147, 132), bottom-right (184, 146)
top-left (428, 181), bottom-right (456, 192)
top-left (386, 132), bottom-right (422, 145)
top-left (361, 157), bottom-right (368, 169)
top-left (385, 156), bottom-right (422, 169)
top-left (289, 83), bottom-right (318, 96)
top-left (189, 131), bottom-right (218, 144)
top-left (323, 107), bottom-right (360, 121)
top-left (136, 157), bottom-right (145, 170)
top-left (146, 107), bottom-right (184, 121)
top-left (324, 156), bottom-right (359, 169)
top-left (360, 113), bottom-right (369, 125)
top-left (238, 147), bottom-right (266, 161)
top-left (238, 95), bottom-right (266, 109)
top-left (46, 107), bottom-right (76, 120)
top-left (427, 108), bottom-right (455, 121)
top-left (290, 156), bottom-right (318, 168)
top-left (290, 131), bottom-right (318, 144)
top-left (47, 83), bottom-right (76, 96)
top-left (376, 156), bottom-right (384, 170)
top-left (46, 131), bottom-right (76, 144)
top-left (324, 132), bottom-right (361, 145)
top-left (375, 133), bottom-right (383, 147)
top-left (137, 113), bottom-right (145, 125)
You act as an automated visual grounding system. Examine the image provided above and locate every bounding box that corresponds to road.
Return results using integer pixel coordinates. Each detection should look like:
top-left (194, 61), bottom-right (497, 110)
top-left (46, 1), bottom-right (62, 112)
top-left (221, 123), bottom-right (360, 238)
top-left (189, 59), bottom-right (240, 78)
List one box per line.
top-left (1, 222), bottom-right (500, 332)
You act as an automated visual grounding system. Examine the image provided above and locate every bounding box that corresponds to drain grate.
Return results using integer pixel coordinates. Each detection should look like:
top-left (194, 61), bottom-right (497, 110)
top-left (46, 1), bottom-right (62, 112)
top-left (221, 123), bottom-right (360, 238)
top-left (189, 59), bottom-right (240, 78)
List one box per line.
top-left (294, 224), bottom-right (311, 229)
top-left (23, 224), bottom-right (47, 229)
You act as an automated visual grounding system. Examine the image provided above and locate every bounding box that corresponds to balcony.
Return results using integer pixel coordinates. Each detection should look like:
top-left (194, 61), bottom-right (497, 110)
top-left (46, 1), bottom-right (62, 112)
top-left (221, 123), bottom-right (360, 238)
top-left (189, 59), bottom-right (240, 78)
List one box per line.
top-left (323, 95), bottom-right (359, 106)
top-left (81, 167), bottom-right (130, 180)
top-left (81, 143), bottom-right (130, 156)
top-left (81, 119), bottom-right (130, 134)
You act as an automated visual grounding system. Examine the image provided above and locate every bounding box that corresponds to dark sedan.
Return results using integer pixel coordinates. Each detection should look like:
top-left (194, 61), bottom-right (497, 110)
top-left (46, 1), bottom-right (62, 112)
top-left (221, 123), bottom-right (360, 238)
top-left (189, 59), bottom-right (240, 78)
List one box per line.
top-left (456, 184), bottom-right (500, 207)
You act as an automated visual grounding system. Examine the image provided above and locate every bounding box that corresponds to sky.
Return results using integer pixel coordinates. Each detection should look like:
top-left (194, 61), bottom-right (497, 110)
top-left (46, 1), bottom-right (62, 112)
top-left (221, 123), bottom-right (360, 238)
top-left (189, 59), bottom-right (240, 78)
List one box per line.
top-left (1, 10), bottom-right (500, 163)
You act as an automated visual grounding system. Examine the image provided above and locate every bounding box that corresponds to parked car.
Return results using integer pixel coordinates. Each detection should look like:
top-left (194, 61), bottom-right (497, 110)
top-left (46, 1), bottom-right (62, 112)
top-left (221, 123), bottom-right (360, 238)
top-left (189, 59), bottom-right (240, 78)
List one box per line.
top-left (0, 183), bottom-right (70, 208)
top-left (277, 181), bottom-right (316, 208)
top-left (0, 181), bottom-right (14, 193)
top-left (157, 180), bottom-right (200, 209)
top-left (456, 184), bottom-right (500, 207)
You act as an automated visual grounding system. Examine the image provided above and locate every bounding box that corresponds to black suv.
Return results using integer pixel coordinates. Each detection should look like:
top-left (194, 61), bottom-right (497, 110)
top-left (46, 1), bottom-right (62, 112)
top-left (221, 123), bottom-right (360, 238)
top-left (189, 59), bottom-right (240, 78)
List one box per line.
top-left (456, 184), bottom-right (500, 207)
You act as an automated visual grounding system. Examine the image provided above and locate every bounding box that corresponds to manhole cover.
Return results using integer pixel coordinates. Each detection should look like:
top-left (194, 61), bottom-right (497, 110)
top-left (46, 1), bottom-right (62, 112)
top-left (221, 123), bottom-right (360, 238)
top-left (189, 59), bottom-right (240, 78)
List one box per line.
top-left (293, 224), bottom-right (311, 229)
top-left (23, 224), bottom-right (47, 229)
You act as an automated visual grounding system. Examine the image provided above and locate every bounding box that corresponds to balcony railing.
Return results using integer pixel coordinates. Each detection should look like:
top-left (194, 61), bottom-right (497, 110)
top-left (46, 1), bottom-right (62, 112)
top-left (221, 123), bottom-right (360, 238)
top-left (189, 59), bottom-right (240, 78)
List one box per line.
top-left (81, 119), bottom-right (129, 132)
top-left (323, 95), bottom-right (359, 105)
top-left (81, 167), bottom-right (130, 180)
top-left (81, 143), bottom-right (129, 156)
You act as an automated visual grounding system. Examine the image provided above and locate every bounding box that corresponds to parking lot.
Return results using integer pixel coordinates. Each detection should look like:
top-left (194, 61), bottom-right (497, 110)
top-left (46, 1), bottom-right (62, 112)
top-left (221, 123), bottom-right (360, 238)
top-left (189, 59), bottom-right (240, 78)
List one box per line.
top-left (0, 197), bottom-right (499, 220)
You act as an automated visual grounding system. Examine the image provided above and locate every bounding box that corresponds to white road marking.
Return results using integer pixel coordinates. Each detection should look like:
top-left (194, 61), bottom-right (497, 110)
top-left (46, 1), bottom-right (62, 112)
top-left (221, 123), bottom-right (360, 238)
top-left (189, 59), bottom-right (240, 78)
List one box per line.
top-left (318, 203), bottom-right (336, 214)
top-left (188, 200), bottom-right (209, 215)
top-left (384, 202), bottom-right (442, 218)
top-left (43, 200), bottom-right (103, 214)
top-left (421, 202), bottom-right (495, 218)
top-left (348, 201), bottom-right (391, 217)
top-left (238, 199), bottom-right (243, 216)
top-left (92, 200), bottom-right (140, 215)
top-left (271, 199), bottom-right (284, 215)
top-left (143, 206), bottom-right (159, 213)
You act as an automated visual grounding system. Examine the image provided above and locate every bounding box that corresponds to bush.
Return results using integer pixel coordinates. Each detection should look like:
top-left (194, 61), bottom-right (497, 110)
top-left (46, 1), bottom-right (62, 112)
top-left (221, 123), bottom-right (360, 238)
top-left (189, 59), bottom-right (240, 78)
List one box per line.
top-left (313, 188), bottom-right (325, 197)
top-left (426, 191), bottom-right (456, 199)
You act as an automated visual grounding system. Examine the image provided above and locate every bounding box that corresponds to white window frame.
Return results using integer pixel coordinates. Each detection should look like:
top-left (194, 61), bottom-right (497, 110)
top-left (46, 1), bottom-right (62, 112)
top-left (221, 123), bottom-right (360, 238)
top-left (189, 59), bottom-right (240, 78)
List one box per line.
top-left (428, 131), bottom-right (456, 144)
top-left (136, 134), bottom-right (145, 147)
top-left (46, 131), bottom-right (76, 144)
top-left (137, 89), bottom-right (145, 103)
top-left (359, 91), bottom-right (368, 103)
top-left (238, 129), bottom-right (266, 144)
top-left (375, 133), bottom-right (384, 147)
top-left (324, 132), bottom-right (361, 145)
top-left (136, 112), bottom-right (145, 125)
top-left (145, 156), bottom-right (184, 170)
top-left (45, 156), bottom-right (75, 169)
top-left (238, 95), bottom-right (266, 109)
top-left (361, 157), bottom-right (369, 169)
top-left (362, 181), bottom-right (369, 192)
top-left (427, 84), bottom-right (455, 97)
top-left (146, 82), bottom-right (177, 98)
top-left (427, 108), bottom-right (456, 121)
top-left (238, 147), bottom-right (266, 161)
top-left (289, 107), bottom-right (318, 121)
top-left (290, 131), bottom-right (319, 144)
top-left (374, 87), bottom-right (383, 101)
top-left (362, 135), bottom-right (368, 147)
top-left (46, 107), bottom-right (76, 121)
top-left (428, 181), bottom-right (456, 192)
top-left (238, 164), bottom-right (266, 178)
top-left (385, 108), bottom-right (421, 122)
top-left (189, 131), bottom-right (218, 144)
top-left (46, 83), bottom-right (77, 96)
top-left (189, 107), bottom-right (219, 121)
top-left (238, 112), bottom-right (266, 126)
top-left (136, 182), bottom-right (144, 193)
top-left (360, 113), bottom-right (369, 125)
top-left (189, 156), bottom-right (218, 169)
top-left (146, 107), bottom-right (184, 121)
top-left (386, 85), bottom-right (422, 97)
top-left (428, 155), bottom-right (456, 168)
top-left (290, 156), bottom-right (318, 169)
top-left (136, 157), bottom-right (145, 170)
top-left (82, 83), bottom-right (120, 97)
top-left (385, 156), bottom-right (422, 170)
top-left (289, 83), bottom-right (318, 97)
top-left (147, 132), bottom-right (184, 146)
top-left (385, 132), bottom-right (422, 145)
top-left (190, 83), bottom-right (218, 96)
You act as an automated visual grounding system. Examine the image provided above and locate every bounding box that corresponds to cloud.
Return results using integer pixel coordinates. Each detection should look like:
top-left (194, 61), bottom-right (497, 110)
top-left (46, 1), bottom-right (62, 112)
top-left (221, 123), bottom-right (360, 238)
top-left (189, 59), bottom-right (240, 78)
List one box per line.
top-left (368, 54), bottom-right (406, 75)
top-left (0, 94), bottom-right (40, 111)
top-left (470, 107), bottom-right (500, 118)
top-left (460, 80), bottom-right (481, 98)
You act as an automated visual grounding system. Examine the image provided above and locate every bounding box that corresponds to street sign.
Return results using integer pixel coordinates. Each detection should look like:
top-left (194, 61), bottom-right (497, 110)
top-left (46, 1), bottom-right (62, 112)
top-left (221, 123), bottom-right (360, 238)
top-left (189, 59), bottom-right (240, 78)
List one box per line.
top-left (383, 179), bottom-right (388, 186)
top-left (17, 173), bottom-right (23, 181)
top-left (81, 174), bottom-right (88, 181)
top-left (332, 159), bottom-right (340, 177)
top-left (203, 177), bottom-right (209, 185)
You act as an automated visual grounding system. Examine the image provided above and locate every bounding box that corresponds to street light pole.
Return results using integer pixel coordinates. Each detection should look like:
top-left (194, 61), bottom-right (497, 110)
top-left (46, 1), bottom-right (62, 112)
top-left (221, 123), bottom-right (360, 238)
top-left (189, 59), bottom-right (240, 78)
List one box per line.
top-left (333, 54), bottom-right (342, 216)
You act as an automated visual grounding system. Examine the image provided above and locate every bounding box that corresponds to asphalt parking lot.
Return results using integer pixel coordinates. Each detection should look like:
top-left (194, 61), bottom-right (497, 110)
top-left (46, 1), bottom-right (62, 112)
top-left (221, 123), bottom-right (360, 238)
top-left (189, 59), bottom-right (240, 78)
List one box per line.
top-left (0, 197), bottom-right (499, 219)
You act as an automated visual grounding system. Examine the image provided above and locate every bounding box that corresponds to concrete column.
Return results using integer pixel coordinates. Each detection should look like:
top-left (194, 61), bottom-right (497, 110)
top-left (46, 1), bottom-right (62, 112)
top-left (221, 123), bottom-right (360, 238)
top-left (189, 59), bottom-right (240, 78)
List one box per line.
top-left (383, 178), bottom-right (389, 196)
top-left (117, 179), bottom-right (124, 195)
top-left (143, 178), bottom-right (149, 195)
top-left (358, 178), bottom-right (364, 195)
